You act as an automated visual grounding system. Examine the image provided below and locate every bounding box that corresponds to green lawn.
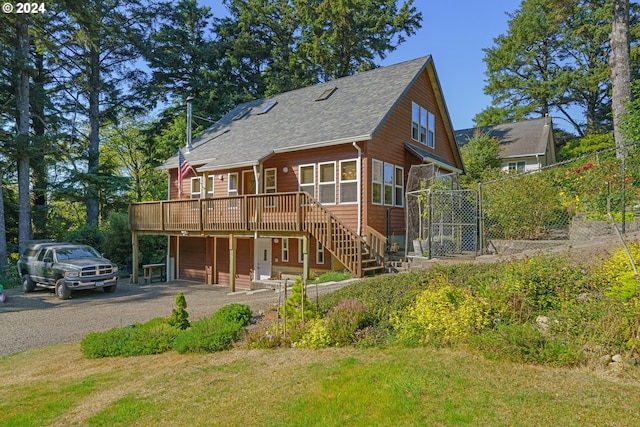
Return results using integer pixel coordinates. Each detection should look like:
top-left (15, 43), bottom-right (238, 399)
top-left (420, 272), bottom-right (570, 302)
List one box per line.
top-left (1, 343), bottom-right (638, 426)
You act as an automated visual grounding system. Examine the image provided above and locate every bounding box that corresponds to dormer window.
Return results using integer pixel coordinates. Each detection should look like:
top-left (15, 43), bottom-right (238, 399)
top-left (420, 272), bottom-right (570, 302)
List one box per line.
top-left (412, 102), bottom-right (435, 148)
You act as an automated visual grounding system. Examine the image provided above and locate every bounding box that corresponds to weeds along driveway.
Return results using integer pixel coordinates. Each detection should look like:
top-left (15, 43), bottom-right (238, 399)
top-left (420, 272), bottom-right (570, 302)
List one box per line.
top-left (0, 279), bottom-right (358, 357)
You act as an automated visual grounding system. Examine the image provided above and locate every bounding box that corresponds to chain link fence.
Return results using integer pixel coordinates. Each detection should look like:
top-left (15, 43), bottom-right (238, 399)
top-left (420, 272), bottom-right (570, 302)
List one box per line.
top-left (479, 143), bottom-right (640, 255)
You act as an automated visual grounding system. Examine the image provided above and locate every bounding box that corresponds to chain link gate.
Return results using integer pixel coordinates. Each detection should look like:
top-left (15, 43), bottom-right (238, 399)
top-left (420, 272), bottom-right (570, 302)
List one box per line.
top-left (406, 189), bottom-right (478, 258)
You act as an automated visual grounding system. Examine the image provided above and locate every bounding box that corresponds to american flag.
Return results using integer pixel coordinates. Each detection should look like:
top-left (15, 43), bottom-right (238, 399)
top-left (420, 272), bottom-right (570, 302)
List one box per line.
top-left (177, 149), bottom-right (195, 196)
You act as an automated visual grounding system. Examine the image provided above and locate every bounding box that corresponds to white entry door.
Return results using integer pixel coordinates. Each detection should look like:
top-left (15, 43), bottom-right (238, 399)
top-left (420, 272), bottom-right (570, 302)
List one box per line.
top-left (254, 238), bottom-right (272, 280)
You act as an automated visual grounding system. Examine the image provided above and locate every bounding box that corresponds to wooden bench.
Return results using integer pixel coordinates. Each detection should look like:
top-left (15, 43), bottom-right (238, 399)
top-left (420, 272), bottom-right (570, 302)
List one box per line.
top-left (142, 263), bottom-right (165, 283)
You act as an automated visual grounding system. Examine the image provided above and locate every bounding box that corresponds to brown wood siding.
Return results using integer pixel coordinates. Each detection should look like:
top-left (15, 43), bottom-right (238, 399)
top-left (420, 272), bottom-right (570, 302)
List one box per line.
top-left (178, 236), bottom-right (206, 282)
top-left (271, 236), bottom-right (329, 269)
top-left (363, 63), bottom-right (459, 236)
top-left (215, 237), bottom-right (251, 289)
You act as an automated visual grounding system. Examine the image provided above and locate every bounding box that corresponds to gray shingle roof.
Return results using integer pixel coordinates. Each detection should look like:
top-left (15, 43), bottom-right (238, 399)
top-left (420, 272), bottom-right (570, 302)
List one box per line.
top-left (162, 56), bottom-right (434, 171)
top-left (454, 117), bottom-right (553, 159)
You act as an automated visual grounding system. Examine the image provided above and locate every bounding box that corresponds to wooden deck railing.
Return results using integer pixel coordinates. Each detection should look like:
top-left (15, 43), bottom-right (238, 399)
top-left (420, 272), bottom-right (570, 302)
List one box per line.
top-left (128, 192), bottom-right (382, 277)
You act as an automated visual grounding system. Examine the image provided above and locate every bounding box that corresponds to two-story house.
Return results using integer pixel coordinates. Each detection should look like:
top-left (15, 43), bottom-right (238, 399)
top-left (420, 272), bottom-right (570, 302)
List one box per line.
top-left (128, 55), bottom-right (465, 290)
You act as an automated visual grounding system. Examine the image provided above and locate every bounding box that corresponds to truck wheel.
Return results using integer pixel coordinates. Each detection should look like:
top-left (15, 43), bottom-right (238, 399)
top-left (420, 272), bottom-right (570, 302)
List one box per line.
top-left (55, 279), bottom-right (71, 300)
top-left (103, 284), bottom-right (117, 293)
top-left (22, 274), bottom-right (36, 293)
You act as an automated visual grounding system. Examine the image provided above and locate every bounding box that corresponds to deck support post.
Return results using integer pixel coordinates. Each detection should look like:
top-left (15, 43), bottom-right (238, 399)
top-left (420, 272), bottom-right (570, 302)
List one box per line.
top-left (229, 234), bottom-right (236, 292)
top-left (132, 231), bottom-right (139, 284)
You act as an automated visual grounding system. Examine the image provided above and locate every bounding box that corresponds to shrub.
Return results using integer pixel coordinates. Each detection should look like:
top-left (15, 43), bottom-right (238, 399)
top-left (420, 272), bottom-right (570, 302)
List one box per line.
top-left (172, 304), bottom-right (252, 353)
top-left (293, 318), bottom-right (332, 348)
top-left (167, 292), bottom-right (190, 330)
top-left (324, 298), bottom-right (371, 346)
top-left (81, 318), bottom-right (179, 358)
top-left (282, 279), bottom-right (315, 326)
top-left (393, 276), bottom-right (491, 346)
top-left (246, 321), bottom-right (289, 349)
top-left (593, 242), bottom-right (640, 302)
top-left (101, 211), bottom-right (131, 266)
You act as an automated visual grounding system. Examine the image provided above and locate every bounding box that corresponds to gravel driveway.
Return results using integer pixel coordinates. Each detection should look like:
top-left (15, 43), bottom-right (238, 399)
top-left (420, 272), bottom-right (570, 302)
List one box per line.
top-left (0, 278), bottom-right (357, 357)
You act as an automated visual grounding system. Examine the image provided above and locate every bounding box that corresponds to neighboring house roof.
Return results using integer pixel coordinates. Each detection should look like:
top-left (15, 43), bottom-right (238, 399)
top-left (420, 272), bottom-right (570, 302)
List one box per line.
top-left (161, 55), bottom-right (462, 172)
top-left (454, 117), bottom-right (553, 160)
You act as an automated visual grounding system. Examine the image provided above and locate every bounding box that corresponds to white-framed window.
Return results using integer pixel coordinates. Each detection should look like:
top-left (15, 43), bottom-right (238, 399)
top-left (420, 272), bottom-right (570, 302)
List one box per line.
top-left (228, 173), bottom-right (239, 196)
top-left (190, 177), bottom-right (202, 199)
top-left (206, 175), bottom-right (214, 198)
top-left (282, 238), bottom-right (289, 262)
top-left (265, 167), bottom-right (277, 208)
top-left (384, 162), bottom-right (394, 206)
top-left (228, 172), bottom-right (239, 208)
top-left (299, 164), bottom-right (315, 198)
top-left (412, 102), bottom-right (435, 148)
top-left (318, 161), bottom-right (336, 204)
top-left (339, 159), bottom-right (358, 204)
top-left (372, 159), bottom-right (383, 205)
top-left (265, 168), bottom-right (277, 193)
top-left (298, 238), bottom-right (304, 263)
top-left (317, 241), bottom-right (325, 264)
top-left (427, 112), bottom-right (435, 148)
top-left (394, 166), bottom-right (404, 207)
top-left (508, 161), bottom-right (526, 173)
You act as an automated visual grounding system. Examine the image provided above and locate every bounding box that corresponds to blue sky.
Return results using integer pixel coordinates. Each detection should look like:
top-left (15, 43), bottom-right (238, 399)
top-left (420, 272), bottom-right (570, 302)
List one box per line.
top-left (203, 0), bottom-right (523, 130)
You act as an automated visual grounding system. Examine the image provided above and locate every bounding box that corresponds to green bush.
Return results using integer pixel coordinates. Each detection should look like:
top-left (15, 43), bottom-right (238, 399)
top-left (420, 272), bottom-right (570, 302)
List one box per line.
top-left (293, 319), bottom-right (332, 348)
top-left (324, 298), bottom-right (371, 346)
top-left (282, 279), bottom-right (316, 326)
top-left (172, 304), bottom-right (252, 353)
top-left (314, 270), bottom-right (353, 283)
top-left (167, 292), bottom-right (190, 330)
top-left (392, 276), bottom-right (491, 346)
top-left (81, 318), bottom-right (179, 358)
top-left (0, 266), bottom-right (20, 289)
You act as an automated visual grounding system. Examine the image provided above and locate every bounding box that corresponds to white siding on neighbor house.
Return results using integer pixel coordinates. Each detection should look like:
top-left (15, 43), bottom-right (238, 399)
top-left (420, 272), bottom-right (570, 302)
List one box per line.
top-left (501, 158), bottom-right (542, 173)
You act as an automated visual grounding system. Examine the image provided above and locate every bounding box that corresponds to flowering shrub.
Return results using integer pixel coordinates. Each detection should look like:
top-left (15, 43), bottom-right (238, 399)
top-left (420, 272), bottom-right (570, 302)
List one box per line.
top-left (393, 276), bottom-right (490, 346)
top-left (593, 242), bottom-right (640, 302)
top-left (293, 318), bottom-right (332, 348)
top-left (324, 298), bottom-right (370, 346)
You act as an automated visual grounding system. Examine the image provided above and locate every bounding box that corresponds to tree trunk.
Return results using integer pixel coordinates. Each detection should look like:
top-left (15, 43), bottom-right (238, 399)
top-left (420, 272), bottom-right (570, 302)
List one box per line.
top-left (0, 172), bottom-right (7, 268)
top-left (32, 51), bottom-right (48, 238)
top-left (611, 0), bottom-right (631, 159)
top-left (17, 14), bottom-right (32, 255)
top-left (86, 44), bottom-right (100, 227)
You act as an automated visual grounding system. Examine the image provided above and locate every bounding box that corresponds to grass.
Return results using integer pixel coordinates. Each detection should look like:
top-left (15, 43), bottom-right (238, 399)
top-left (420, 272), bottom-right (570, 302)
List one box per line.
top-left (313, 270), bottom-right (353, 284)
top-left (1, 343), bottom-right (639, 426)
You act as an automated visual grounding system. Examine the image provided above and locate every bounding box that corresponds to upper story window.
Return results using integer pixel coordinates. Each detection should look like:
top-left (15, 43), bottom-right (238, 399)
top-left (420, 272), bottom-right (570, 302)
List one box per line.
top-left (319, 162), bottom-right (336, 204)
top-left (412, 102), bottom-right (435, 148)
top-left (339, 160), bottom-right (357, 204)
top-left (206, 175), bottom-right (214, 198)
top-left (265, 168), bottom-right (277, 193)
top-left (372, 159), bottom-right (383, 205)
top-left (190, 177), bottom-right (202, 199)
top-left (299, 164), bottom-right (315, 198)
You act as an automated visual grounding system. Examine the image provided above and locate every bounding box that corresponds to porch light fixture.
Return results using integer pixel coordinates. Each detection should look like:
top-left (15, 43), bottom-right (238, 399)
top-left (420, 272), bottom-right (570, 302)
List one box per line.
top-left (218, 175), bottom-right (224, 180)
top-left (273, 238), bottom-right (280, 243)
top-left (180, 230), bottom-right (188, 236)
top-left (282, 166), bottom-right (288, 173)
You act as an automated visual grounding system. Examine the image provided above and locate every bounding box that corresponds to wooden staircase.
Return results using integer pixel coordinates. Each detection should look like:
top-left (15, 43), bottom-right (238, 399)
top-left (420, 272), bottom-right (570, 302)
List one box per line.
top-left (298, 193), bottom-right (386, 277)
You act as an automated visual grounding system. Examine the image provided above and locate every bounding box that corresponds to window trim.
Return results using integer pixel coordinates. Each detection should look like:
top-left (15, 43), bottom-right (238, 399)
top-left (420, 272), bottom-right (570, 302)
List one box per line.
top-left (318, 161), bottom-right (336, 205)
top-left (394, 166), bottom-right (404, 208)
top-left (190, 176), bottom-right (202, 199)
top-left (206, 175), bottom-right (214, 198)
top-left (282, 238), bottom-right (289, 262)
top-left (298, 164), bottom-right (315, 199)
top-left (316, 241), bottom-right (325, 264)
top-left (412, 102), bottom-right (435, 149)
top-left (339, 159), bottom-right (358, 204)
top-left (372, 159), bottom-right (383, 205)
top-left (383, 162), bottom-right (394, 206)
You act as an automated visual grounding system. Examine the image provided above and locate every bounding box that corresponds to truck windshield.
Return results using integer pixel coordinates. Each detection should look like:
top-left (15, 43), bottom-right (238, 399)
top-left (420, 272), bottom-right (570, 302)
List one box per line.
top-left (55, 247), bottom-right (100, 261)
